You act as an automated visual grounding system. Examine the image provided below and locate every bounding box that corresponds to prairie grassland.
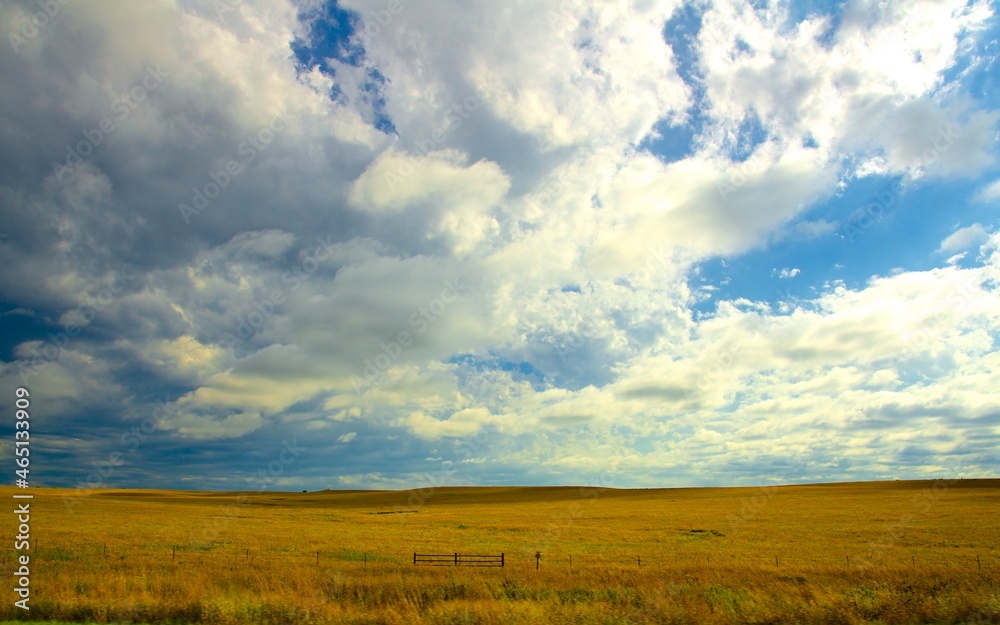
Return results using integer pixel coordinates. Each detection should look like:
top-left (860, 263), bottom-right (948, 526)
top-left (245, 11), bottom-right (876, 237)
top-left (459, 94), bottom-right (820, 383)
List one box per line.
top-left (2, 480), bottom-right (998, 624)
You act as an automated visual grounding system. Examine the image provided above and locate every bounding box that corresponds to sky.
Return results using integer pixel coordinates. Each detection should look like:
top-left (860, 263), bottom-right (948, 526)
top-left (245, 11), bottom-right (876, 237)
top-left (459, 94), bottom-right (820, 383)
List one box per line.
top-left (1, 0), bottom-right (999, 492)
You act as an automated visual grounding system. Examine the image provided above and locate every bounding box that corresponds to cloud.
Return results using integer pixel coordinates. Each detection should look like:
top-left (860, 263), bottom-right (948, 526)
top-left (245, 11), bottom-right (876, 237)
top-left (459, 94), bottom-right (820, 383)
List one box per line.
top-left (347, 148), bottom-right (509, 255)
top-left (1, 0), bottom-right (998, 489)
top-left (398, 408), bottom-right (493, 440)
top-left (974, 179), bottom-right (1000, 203)
top-left (157, 411), bottom-right (265, 440)
top-left (938, 223), bottom-right (991, 255)
top-left (331, 0), bottom-right (691, 151)
top-left (774, 267), bottom-right (801, 279)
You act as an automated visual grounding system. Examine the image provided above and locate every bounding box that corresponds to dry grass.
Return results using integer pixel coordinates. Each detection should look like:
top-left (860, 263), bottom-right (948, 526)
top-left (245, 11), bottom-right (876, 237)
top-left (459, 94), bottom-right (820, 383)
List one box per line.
top-left (3, 479), bottom-right (998, 623)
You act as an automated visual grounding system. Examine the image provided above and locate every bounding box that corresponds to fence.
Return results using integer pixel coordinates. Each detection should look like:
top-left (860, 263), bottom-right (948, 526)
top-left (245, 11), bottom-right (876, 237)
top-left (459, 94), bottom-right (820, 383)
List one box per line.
top-left (2, 545), bottom-right (993, 573)
top-left (414, 552), bottom-right (505, 567)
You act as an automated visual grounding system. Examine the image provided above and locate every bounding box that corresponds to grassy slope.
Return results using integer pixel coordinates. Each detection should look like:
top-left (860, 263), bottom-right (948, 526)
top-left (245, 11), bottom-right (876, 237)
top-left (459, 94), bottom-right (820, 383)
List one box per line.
top-left (2, 480), bottom-right (998, 623)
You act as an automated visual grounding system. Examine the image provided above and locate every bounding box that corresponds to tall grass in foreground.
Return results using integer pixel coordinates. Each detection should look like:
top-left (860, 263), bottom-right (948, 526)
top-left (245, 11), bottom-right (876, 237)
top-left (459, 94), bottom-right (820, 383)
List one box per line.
top-left (7, 560), bottom-right (999, 624)
top-left (2, 481), bottom-right (997, 623)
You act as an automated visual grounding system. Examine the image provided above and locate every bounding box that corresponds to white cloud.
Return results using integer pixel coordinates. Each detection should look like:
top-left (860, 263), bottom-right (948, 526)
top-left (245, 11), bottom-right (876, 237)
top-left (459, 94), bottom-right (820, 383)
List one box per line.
top-left (500, 237), bottom-right (1000, 483)
top-left (974, 179), bottom-right (1000, 203)
top-left (586, 145), bottom-right (836, 266)
top-left (334, 0), bottom-right (690, 151)
top-left (399, 408), bottom-right (493, 440)
top-left (698, 0), bottom-right (997, 179)
top-left (347, 148), bottom-right (509, 255)
top-left (938, 223), bottom-right (990, 254)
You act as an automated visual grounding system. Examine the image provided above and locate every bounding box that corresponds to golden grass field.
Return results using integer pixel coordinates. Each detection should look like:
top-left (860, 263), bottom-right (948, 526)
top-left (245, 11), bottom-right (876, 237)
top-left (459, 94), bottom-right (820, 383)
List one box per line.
top-left (2, 479), bottom-right (998, 624)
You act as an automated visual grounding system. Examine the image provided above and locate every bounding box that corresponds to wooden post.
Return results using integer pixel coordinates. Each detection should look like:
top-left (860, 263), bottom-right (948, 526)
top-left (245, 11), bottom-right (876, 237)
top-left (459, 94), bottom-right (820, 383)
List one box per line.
top-left (977, 555), bottom-right (981, 571)
top-left (535, 552), bottom-right (540, 570)
top-left (775, 555), bottom-right (779, 567)
top-left (637, 556), bottom-right (641, 568)
top-left (501, 553), bottom-right (504, 568)
top-left (454, 552), bottom-right (458, 566)
top-left (413, 552), bottom-right (417, 565)
top-left (846, 555), bottom-right (850, 567)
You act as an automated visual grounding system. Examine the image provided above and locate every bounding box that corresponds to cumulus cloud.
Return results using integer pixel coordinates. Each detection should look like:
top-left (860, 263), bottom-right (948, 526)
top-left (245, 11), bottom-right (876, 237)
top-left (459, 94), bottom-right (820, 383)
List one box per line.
top-left (347, 148), bottom-right (509, 255)
top-left (938, 223), bottom-right (991, 255)
top-left (974, 179), bottom-right (1000, 203)
top-left (1, 0), bottom-right (998, 489)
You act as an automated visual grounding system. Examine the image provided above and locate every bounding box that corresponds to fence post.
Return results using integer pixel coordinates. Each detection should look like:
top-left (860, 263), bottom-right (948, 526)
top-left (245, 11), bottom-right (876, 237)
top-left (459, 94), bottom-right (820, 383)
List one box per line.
top-left (413, 552), bottom-right (416, 565)
top-left (501, 553), bottom-right (504, 568)
top-left (454, 552), bottom-right (458, 566)
top-left (977, 555), bottom-right (981, 570)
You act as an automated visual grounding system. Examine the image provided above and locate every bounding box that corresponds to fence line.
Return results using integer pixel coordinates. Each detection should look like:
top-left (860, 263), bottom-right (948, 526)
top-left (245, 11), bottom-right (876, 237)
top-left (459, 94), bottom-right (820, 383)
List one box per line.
top-left (1, 546), bottom-right (994, 572)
